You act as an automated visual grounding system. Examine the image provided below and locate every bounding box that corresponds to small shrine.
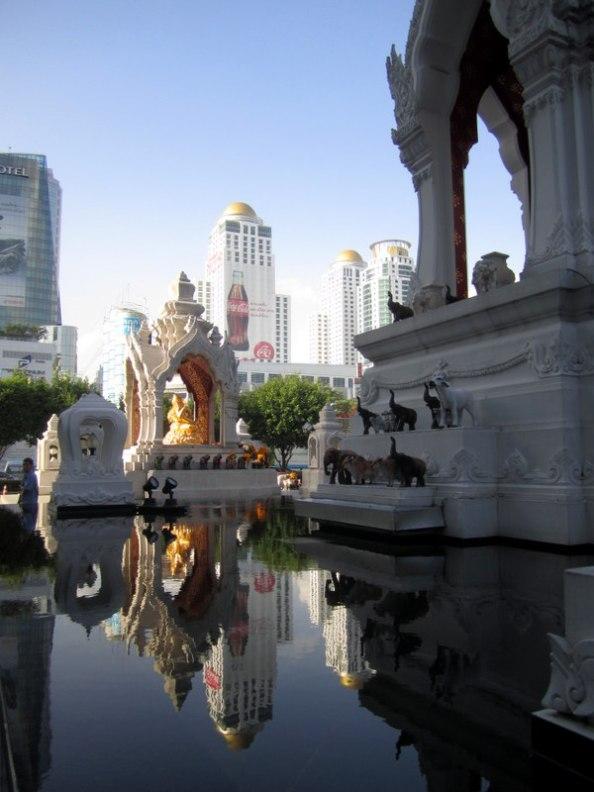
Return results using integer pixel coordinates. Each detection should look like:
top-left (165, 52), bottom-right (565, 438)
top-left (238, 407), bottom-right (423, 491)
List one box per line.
top-left (124, 271), bottom-right (241, 466)
top-left (122, 272), bottom-right (278, 499)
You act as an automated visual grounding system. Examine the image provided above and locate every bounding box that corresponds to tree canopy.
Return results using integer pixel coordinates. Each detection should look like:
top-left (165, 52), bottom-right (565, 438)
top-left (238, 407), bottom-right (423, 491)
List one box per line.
top-left (238, 374), bottom-right (343, 469)
top-left (0, 324), bottom-right (47, 340)
top-left (0, 371), bottom-right (94, 461)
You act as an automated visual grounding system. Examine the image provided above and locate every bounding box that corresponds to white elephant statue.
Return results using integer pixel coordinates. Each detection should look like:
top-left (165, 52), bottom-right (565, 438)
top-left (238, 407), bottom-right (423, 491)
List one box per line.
top-left (429, 373), bottom-right (475, 428)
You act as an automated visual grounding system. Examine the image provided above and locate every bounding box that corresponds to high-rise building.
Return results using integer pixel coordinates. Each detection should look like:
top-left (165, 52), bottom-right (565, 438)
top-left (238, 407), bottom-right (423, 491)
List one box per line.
top-left (308, 313), bottom-right (329, 365)
top-left (320, 249), bottom-right (366, 366)
top-left (358, 240), bottom-right (415, 333)
top-left (42, 324), bottom-right (77, 375)
top-left (275, 294), bottom-right (291, 363)
top-left (101, 304), bottom-right (147, 406)
top-left (196, 279), bottom-right (212, 323)
top-left (0, 153), bottom-right (61, 328)
top-left (205, 202), bottom-right (279, 362)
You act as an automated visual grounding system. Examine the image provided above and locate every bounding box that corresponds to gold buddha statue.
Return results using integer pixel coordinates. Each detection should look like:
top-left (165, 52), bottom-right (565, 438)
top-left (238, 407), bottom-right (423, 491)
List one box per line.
top-left (163, 394), bottom-right (203, 445)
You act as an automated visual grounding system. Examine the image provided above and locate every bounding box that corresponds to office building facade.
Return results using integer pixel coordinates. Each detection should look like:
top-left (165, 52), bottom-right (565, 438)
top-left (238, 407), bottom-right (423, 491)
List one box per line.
top-left (0, 153), bottom-right (61, 328)
top-left (309, 313), bottom-right (329, 365)
top-left (358, 239), bottom-right (414, 333)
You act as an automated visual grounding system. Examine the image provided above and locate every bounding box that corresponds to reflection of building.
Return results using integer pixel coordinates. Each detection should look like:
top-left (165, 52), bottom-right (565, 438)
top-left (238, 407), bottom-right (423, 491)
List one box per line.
top-left (204, 202), bottom-right (285, 363)
top-left (0, 573), bottom-right (54, 791)
top-left (203, 559), bottom-right (290, 749)
top-left (320, 250), bottom-right (367, 366)
top-left (101, 303), bottom-right (147, 406)
top-left (358, 240), bottom-right (415, 333)
top-left (307, 569), bottom-right (331, 626)
top-left (0, 153), bottom-right (61, 328)
top-left (323, 605), bottom-right (368, 688)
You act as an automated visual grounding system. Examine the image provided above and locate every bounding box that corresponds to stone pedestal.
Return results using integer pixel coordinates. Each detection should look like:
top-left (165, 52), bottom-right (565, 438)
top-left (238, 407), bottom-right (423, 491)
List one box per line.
top-left (349, 271), bottom-right (594, 545)
top-left (533, 566), bottom-right (594, 786)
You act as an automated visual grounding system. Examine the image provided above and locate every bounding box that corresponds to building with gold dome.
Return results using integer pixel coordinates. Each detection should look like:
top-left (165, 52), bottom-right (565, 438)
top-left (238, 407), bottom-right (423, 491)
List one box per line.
top-left (315, 249), bottom-right (367, 366)
top-left (201, 202), bottom-right (291, 363)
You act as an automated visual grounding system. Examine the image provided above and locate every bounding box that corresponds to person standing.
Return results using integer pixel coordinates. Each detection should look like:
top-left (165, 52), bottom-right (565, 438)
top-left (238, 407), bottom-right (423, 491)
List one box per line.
top-left (19, 457), bottom-right (39, 531)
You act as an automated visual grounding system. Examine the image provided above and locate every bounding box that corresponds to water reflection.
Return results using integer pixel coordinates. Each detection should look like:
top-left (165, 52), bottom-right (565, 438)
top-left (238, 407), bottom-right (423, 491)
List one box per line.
top-left (1, 503), bottom-right (592, 791)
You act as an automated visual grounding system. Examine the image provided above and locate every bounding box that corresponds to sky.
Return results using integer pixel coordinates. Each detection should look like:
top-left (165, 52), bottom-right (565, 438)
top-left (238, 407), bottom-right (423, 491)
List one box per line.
top-left (2, 0), bottom-right (525, 372)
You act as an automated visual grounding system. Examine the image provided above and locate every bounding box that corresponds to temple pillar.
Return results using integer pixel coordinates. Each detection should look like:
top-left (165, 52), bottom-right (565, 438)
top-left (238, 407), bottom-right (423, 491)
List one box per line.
top-left (490, 0), bottom-right (594, 279)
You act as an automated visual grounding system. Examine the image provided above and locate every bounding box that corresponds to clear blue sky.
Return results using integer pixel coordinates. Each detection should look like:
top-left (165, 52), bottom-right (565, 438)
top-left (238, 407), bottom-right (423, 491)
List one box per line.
top-left (2, 0), bottom-right (525, 369)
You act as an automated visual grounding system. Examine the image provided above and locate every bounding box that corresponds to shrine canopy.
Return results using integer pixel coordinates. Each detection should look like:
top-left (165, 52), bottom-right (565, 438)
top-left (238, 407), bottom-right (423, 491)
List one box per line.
top-left (124, 272), bottom-right (241, 451)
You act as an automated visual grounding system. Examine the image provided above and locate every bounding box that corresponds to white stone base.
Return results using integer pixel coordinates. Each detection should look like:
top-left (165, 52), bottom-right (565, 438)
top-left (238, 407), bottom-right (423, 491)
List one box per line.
top-left (127, 467), bottom-right (279, 502)
top-left (296, 484), bottom-right (444, 534)
top-left (52, 476), bottom-right (135, 508)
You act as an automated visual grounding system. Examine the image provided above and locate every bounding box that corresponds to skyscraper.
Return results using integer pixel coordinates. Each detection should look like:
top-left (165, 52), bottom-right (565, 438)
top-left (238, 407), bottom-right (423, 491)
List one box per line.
top-left (320, 249), bottom-right (366, 366)
top-left (0, 153), bottom-right (61, 328)
top-left (275, 294), bottom-right (291, 363)
top-left (358, 240), bottom-right (415, 333)
top-left (308, 313), bottom-right (329, 365)
top-left (205, 202), bottom-right (281, 362)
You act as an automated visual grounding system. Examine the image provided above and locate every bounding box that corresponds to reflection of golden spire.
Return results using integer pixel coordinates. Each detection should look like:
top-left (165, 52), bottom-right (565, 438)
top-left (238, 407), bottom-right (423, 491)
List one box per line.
top-left (163, 674), bottom-right (192, 711)
top-left (165, 526), bottom-right (193, 576)
top-left (339, 672), bottom-right (365, 690)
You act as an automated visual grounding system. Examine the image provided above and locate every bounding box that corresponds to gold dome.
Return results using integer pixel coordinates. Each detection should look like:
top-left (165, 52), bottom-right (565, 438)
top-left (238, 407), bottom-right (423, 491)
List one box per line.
top-left (339, 673), bottom-right (365, 689)
top-left (336, 249), bottom-right (363, 263)
top-left (222, 202), bottom-right (257, 220)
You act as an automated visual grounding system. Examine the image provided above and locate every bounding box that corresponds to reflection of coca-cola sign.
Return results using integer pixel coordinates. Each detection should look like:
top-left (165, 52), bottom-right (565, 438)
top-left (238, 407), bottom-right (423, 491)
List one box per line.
top-left (253, 341), bottom-right (275, 361)
top-left (254, 571), bottom-right (276, 593)
top-left (204, 667), bottom-right (221, 690)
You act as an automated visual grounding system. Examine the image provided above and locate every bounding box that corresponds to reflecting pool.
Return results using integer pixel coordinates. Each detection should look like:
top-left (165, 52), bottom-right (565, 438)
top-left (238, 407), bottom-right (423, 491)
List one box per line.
top-left (0, 502), bottom-right (591, 792)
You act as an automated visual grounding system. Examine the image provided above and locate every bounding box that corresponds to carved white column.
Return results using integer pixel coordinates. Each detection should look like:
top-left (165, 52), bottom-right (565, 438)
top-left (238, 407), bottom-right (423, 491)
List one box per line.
top-left (491, 0), bottom-right (594, 279)
top-left (221, 394), bottom-right (238, 446)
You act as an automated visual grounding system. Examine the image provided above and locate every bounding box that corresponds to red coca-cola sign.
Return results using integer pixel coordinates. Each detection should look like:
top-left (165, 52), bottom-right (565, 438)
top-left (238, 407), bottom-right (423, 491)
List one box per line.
top-left (204, 667), bottom-right (221, 690)
top-left (227, 271), bottom-right (249, 351)
top-left (254, 571), bottom-right (276, 593)
top-left (254, 341), bottom-right (275, 361)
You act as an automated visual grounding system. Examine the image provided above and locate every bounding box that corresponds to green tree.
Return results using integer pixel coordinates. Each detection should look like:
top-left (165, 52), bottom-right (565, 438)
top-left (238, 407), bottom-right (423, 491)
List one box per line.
top-left (0, 324), bottom-right (47, 340)
top-left (0, 370), bottom-right (93, 461)
top-left (238, 374), bottom-right (340, 469)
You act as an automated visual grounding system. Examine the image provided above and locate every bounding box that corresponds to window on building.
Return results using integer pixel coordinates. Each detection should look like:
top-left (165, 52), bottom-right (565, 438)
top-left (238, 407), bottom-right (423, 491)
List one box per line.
top-left (332, 377), bottom-right (345, 387)
top-left (251, 372), bottom-right (265, 384)
top-left (318, 376), bottom-right (330, 385)
top-left (302, 375), bottom-right (314, 382)
top-left (238, 371), bottom-right (248, 383)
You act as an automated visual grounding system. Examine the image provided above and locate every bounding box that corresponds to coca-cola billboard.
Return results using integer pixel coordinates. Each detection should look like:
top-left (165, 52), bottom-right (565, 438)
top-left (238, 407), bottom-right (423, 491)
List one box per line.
top-left (225, 265), bottom-right (277, 361)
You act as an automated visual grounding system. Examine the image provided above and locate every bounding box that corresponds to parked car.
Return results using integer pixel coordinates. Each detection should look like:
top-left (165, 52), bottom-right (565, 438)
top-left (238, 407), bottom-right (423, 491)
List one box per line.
top-left (0, 470), bottom-right (21, 494)
top-left (3, 462), bottom-right (22, 476)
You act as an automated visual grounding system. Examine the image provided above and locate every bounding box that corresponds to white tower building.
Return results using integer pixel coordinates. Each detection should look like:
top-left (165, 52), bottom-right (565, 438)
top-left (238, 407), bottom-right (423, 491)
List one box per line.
top-left (358, 240), bottom-right (415, 333)
top-left (308, 313), bottom-right (329, 365)
top-left (205, 202), bottom-right (278, 362)
top-left (320, 250), bottom-right (366, 366)
top-left (275, 294), bottom-right (291, 363)
top-left (196, 279), bottom-right (212, 323)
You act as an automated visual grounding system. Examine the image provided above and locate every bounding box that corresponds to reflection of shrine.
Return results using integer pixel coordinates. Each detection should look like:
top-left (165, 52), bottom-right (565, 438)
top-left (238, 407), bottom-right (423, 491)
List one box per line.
top-left (202, 557), bottom-right (292, 750)
top-left (107, 514), bottom-right (239, 709)
top-left (43, 516), bottom-right (131, 635)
